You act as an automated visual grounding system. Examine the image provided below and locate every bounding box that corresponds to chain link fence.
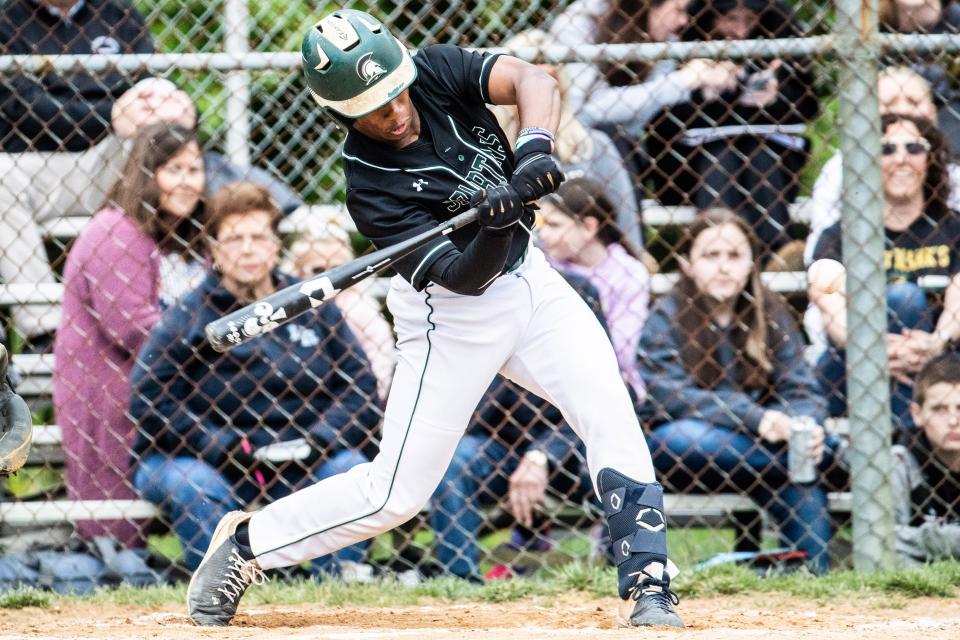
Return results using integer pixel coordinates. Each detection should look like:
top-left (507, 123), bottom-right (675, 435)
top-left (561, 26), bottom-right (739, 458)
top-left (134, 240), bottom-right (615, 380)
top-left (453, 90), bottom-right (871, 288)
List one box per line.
top-left (1, 0), bottom-right (958, 590)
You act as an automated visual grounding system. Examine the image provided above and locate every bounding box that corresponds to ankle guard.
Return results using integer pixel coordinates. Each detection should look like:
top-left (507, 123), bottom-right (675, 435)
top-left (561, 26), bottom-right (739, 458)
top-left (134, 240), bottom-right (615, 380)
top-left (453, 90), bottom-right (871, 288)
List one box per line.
top-left (597, 468), bottom-right (668, 600)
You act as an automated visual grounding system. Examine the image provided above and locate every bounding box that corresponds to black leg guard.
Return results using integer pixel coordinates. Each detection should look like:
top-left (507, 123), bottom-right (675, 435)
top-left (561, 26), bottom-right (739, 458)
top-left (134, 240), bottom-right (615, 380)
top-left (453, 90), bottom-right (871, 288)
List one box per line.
top-left (597, 468), bottom-right (668, 599)
top-left (598, 468), bottom-right (683, 628)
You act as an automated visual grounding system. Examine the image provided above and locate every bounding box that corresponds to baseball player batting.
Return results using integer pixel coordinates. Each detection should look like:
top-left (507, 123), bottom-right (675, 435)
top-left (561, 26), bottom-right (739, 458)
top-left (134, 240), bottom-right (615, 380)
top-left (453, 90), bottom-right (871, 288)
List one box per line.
top-left (187, 8), bottom-right (683, 629)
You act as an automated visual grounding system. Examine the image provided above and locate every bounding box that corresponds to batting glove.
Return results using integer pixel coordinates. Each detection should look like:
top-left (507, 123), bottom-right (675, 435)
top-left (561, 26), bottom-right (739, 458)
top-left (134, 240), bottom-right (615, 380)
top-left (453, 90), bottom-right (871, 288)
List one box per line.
top-left (510, 137), bottom-right (565, 202)
top-left (474, 184), bottom-right (525, 231)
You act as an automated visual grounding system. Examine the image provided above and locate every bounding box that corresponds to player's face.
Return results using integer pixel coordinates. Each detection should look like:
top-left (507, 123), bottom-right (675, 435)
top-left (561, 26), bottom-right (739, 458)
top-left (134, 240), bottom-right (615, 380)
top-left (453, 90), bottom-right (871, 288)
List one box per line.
top-left (156, 141), bottom-right (204, 218)
top-left (879, 75), bottom-right (936, 120)
top-left (912, 382), bottom-right (960, 454)
top-left (881, 120), bottom-right (929, 205)
top-left (685, 222), bottom-right (754, 304)
top-left (714, 7), bottom-right (760, 40)
top-left (537, 204), bottom-right (594, 263)
top-left (647, 0), bottom-right (690, 42)
top-left (212, 210), bottom-right (281, 290)
top-left (353, 90), bottom-right (420, 148)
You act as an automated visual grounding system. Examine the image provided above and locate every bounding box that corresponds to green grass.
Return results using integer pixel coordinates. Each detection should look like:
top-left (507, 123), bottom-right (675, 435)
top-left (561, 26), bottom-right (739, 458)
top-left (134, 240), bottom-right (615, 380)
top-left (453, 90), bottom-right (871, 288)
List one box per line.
top-left (0, 588), bottom-right (53, 609)
top-left (3, 467), bottom-right (63, 500)
top-left (8, 560), bottom-right (960, 611)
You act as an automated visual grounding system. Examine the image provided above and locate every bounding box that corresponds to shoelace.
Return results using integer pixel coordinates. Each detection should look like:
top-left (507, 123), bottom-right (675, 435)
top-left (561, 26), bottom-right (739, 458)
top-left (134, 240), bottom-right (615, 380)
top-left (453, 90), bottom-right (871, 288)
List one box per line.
top-left (215, 549), bottom-right (268, 604)
top-left (629, 571), bottom-right (681, 611)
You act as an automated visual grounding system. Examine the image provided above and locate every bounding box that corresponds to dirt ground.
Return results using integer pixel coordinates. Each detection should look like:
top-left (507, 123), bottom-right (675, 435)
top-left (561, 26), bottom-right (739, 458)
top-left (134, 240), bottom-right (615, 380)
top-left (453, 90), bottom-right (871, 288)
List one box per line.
top-left (2, 593), bottom-right (960, 640)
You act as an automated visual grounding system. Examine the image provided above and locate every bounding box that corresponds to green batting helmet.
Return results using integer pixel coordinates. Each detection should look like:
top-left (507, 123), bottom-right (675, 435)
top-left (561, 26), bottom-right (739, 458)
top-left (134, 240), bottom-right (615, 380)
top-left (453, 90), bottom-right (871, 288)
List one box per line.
top-left (301, 10), bottom-right (417, 119)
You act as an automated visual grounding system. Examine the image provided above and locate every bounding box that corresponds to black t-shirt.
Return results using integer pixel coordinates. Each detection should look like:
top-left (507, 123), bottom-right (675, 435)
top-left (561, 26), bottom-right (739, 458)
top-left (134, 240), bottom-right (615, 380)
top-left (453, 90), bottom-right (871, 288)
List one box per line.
top-left (0, 0), bottom-right (154, 152)
top-left (907, 433), bottom-right (960, 526)
top-left (343, 44), bottom-right (531, 290)
top-left (812, 212), bottom-right (960, 284)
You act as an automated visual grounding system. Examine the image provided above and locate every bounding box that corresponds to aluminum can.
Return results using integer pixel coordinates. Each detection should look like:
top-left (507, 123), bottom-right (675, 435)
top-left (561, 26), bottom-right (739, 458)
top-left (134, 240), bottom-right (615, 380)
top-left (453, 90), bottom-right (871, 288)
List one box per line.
top-left (788, 417), bottom-right (817, 484)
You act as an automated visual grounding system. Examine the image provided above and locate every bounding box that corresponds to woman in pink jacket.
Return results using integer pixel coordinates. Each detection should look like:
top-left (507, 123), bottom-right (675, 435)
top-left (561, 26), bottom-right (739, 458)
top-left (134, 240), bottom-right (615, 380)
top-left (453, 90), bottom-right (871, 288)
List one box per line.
top-left (53, 123), bottom-right (207, 547)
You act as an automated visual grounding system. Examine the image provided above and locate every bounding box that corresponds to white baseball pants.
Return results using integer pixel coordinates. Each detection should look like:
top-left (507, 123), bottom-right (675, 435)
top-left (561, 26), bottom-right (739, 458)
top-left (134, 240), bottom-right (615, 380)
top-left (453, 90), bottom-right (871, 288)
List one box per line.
top-left (249, 246), bottom-right (655, 568)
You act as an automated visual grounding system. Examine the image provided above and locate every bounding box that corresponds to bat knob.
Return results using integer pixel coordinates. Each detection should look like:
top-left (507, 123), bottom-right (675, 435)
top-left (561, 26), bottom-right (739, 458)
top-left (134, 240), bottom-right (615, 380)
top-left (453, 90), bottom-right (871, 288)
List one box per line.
top-left (205, 321), bottom-right (234, 353)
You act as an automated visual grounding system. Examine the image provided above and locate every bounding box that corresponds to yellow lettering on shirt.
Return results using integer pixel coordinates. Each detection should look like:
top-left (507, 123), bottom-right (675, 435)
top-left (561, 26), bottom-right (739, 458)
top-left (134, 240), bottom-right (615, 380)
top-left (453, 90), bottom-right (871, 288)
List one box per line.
top-left (884, 245), bottom-right (950, 274)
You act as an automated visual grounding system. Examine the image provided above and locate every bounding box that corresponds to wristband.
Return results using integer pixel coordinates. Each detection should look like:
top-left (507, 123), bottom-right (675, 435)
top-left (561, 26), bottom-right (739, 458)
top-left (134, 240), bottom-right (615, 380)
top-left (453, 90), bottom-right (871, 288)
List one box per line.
top-left (517, 127), bottom-right (555, 141)
top-left (515, 127), bottom-right (555, 152)
top-left (515, 133), bottom-right (553, 151)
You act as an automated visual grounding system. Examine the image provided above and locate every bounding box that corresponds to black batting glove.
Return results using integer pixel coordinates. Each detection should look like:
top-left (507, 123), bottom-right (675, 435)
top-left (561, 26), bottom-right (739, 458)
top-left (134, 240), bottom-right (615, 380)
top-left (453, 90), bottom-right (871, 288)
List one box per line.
top-left (473, 184), bottom-right (525, 232)
top-left (510, 138), bottom-right (565, 202)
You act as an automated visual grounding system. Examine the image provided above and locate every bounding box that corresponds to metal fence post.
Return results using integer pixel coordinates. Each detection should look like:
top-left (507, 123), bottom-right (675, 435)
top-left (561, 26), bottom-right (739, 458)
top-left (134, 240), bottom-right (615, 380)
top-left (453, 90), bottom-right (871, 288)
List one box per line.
top-left (834, 0), bottom-right (897, 571)
top-left (224, 0), bottom-right (251, 166)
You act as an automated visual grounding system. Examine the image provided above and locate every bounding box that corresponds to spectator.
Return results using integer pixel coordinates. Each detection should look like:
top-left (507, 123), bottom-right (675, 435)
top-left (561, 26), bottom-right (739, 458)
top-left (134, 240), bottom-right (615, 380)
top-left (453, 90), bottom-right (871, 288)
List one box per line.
top-left (804, 67), bottom-right (960, 267)
top-left (645, 0), bottom-right (819, 262)
top-left (127, 79), bottom-right (303, 216)
top-left (492, 29), bottom-right (648, 247)
top-left (537, 177), bottom-right (651, 403)
top-left (130, 182), bottom-right (381, 572)
top-left (431, 273), bottom-right (607, 581)
top-left (549, 0), bottom-right (739, 197)
top-left (0, 0), bottom-right (154, 353)
top-left (284, 225), bottom-right (397, 401)
top-left (638, 208), bottom-right (846, 572)
top-left (811, 114), bottom-right (960, 432)
top-left (52, 124), bottom-right (208, 548)
top-left (892, 352), bottom-right (960, 564)
top-left (879, 0), bottom-right (960, 154)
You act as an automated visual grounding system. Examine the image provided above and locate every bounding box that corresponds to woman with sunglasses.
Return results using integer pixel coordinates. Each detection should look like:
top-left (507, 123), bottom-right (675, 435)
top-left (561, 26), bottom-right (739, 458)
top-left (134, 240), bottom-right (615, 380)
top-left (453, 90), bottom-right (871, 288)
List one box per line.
top-left (811, 113), bottom-right (960, 434)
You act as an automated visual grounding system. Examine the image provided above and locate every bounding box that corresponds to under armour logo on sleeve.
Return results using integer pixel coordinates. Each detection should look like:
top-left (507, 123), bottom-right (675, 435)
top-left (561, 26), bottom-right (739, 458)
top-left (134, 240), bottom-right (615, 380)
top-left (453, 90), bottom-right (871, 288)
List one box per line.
top-left (413, 179), bottom-right (428, 192)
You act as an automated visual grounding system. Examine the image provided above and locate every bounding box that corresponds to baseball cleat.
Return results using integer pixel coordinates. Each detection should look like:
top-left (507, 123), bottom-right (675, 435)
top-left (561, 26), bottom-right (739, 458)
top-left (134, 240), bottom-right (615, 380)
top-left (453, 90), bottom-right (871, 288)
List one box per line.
top-left (187, 511), bottom-right (266, 626)
top-left (616, 570), bottom-right (684, 628)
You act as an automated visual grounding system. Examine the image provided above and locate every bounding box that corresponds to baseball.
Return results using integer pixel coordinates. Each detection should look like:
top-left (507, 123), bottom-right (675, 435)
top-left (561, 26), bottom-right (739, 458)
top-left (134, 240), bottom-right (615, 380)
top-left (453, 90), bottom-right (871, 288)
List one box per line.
top-left (807, 258), bottom-right (846, 295)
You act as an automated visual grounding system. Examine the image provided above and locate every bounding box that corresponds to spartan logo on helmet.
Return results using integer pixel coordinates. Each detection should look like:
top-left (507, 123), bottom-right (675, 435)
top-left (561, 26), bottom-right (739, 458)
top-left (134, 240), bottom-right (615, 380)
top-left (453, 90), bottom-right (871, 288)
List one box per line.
top-left (357, 52), bottom-right (387, 86)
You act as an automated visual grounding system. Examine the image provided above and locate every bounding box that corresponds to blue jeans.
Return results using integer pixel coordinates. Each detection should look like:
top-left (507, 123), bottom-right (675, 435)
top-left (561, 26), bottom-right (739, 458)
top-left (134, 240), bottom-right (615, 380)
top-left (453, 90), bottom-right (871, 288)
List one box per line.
top-left (430, 435), bottom-right (515, 579)
top-left (430, 434), bottom-right (592, 579)
top-left (648, 419), bottom-right (845, 573)
top-left (816, 282), bottom-right (933, 430)
top-left (134, 449), bottom-right (369, 572)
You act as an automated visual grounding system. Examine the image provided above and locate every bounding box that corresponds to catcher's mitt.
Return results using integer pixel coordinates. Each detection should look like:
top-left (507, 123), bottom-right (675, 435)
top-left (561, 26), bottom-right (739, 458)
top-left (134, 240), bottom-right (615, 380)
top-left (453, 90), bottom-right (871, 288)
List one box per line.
top-left (0, 344), bottom-right (31, 475)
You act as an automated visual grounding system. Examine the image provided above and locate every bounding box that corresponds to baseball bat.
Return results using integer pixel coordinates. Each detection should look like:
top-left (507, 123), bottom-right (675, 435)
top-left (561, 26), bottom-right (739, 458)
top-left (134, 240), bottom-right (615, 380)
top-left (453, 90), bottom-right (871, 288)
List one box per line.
top-left (204, 206), bottom-right (479, 352)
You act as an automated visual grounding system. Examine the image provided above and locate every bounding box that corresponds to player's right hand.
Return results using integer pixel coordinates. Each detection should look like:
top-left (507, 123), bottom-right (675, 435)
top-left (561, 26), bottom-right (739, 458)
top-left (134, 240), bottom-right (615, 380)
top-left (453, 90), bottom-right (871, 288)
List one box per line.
top-left (475, 184), bottom-right (525, 231)
top-left (510, 138), bottom-right (565, 201)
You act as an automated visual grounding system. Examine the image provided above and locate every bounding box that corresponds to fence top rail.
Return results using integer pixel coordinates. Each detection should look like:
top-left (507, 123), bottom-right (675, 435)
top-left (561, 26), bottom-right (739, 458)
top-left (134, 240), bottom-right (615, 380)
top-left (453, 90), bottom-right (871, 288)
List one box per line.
top-left (3, 33), bottom-right (958, 75)
top-left (5, 33), bottom-right (960, 77)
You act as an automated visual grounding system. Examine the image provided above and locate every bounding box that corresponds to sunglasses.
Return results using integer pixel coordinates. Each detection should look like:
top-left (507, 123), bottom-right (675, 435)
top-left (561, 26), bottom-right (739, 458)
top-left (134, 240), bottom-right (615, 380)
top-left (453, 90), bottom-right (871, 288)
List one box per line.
top-left (881, 138), bottom-right (931, 156)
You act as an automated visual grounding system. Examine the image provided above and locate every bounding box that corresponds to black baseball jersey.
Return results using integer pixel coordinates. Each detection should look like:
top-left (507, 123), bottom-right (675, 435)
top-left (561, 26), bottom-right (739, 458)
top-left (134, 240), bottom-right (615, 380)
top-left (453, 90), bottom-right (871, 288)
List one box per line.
top-left (343, 44), bottom-right (532, 292)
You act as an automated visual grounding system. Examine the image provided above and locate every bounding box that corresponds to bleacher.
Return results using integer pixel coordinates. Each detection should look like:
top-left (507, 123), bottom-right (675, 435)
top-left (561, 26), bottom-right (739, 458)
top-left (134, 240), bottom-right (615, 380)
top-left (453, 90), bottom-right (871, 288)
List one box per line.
top-left (1, 199), bottom-right (853, 557)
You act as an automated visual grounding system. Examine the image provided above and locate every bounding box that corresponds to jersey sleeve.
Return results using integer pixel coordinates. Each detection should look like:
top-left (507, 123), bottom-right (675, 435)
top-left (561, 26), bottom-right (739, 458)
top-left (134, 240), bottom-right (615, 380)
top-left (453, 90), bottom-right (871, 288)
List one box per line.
top-left (415, 44), bottom-right (502, 105)
top-left (346, 187), bottom-right (457, 290)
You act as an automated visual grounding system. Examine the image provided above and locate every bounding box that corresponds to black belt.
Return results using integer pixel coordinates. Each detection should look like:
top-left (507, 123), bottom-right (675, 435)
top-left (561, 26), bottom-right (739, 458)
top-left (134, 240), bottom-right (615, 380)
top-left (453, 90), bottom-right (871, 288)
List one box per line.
top-left (506, 246), bottom-right (528, 274)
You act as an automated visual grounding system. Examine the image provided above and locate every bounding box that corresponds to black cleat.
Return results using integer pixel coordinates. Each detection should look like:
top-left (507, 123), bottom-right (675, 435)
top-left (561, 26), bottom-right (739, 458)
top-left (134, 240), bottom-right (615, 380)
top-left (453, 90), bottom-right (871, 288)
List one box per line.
top-left (187, 511), bottom-right (266, 626)
top-left (617, 570), bottom-right (684, 628)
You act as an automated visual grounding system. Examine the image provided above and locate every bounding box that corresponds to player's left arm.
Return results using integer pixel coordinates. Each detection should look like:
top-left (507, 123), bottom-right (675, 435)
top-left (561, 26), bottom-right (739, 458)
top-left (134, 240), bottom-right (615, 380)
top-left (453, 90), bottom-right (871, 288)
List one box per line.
top-left (486, 56), bottom-right (560, 134)
top-left (487, 56), bottom-right (565, 201)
